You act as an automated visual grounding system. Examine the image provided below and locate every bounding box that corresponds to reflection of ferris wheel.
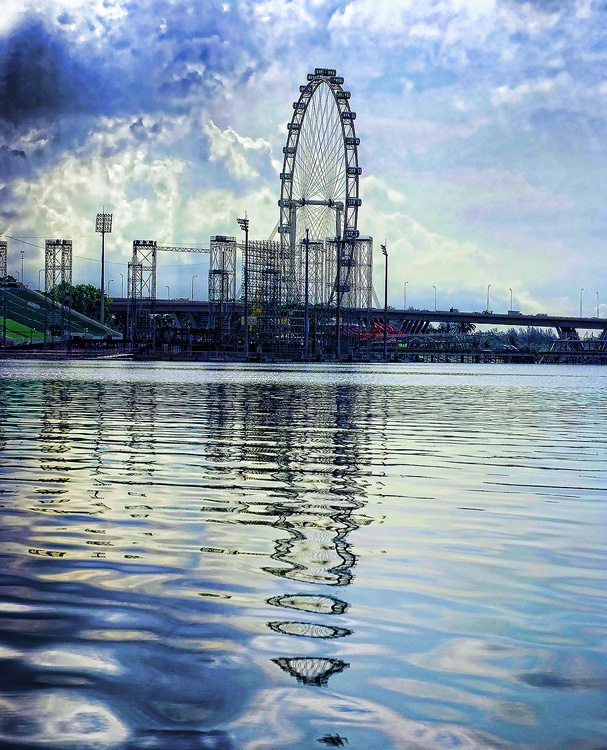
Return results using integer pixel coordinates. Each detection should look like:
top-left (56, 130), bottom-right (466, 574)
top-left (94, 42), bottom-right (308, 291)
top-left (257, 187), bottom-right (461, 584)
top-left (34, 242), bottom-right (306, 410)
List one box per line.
top-left (278, 68), bottom-right (362, 249)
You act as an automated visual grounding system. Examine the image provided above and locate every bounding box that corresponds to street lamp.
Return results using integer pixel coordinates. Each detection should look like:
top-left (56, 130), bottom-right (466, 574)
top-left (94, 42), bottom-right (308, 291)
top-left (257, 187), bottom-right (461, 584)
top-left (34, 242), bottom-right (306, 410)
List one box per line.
top-left (486, 284), bottom-right (491, 313)
top-left (509, 288), bottom-right (513, 312)
top-left (237, 215), bottom-right (249, 356)
top-left (381, 242), bottom-right (388, 362)
top-left (95, 209), bottom-right (113, 325)
top-left (580, 288), bottom-right (584, 318)
top-left (596, 291), bottom-right (599, 318)
top-left (191, 274), bottom-right (198, 301)
top-left (304, 229), bottom-right (310, 356)
top-left (120, 273), bottom-right (124, 298)
top-left (20, 250), bottom-right (25, 286)
top-left (107, 279), bottom-right (114, 297)
top-left (404, 281), bottom-right (407, 309)
top-left (166, 285), bottom-right (170, 299)
top-left (433, 285), bottom-right (437, 312)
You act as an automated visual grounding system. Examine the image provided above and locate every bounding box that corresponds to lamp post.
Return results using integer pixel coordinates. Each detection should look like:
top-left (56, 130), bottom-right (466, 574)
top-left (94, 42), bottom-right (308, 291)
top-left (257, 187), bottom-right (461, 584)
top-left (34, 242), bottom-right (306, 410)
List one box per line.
top-left (304, 229), bottom-right (310, 357)
top-left (580, 288), bottom-right (584, 318)
top-left (20, 250), bottom-right (24, 286)
top-left (191, 274), bottom-right (198, 301)
top-left (486, 284), bottom-right (491, 313)
top-left (596, 291), bottom-right (599, 318)
top-left (166, 285), bottom-right (170, 299)
top-left (95, 209), bottom-right (113, 325)
top-left (237, 215), bottom-right (249, 357)
top-left (381, 242), bottom-right (388, 362)
top-left (120, 273), bottom-right (124, 298)
top-left (38, 269), bottom-right (43, 291)
top-left (107, 279), bottom-right (114, 297)
top-left (404, 281), bottom-right (407, 309)
top-left (509, 288), bottom-right (513, 312)
top-left (433, 285), bottom-right (437, 312)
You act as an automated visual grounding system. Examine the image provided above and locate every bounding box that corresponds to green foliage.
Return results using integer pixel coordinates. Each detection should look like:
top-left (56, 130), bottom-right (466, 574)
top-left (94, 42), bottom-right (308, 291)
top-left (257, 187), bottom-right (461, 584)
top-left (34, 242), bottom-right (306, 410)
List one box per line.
top-left (480, 327), bottom-right (557, 351)
top-left (47, 283), bottom-right (113, 323)
top-left (436, 321), bottom-right (477, 334)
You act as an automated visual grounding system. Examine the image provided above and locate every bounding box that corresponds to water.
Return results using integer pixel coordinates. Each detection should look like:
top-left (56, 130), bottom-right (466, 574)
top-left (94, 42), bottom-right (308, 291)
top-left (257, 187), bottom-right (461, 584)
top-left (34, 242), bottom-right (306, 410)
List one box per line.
top-left (0, 361), bottom-right (606, 749)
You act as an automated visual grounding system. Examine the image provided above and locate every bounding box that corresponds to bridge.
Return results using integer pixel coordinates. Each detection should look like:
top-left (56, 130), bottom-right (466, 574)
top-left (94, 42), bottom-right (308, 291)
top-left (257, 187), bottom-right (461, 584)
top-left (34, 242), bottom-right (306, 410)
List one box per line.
top-left (109, 297), bottom-right (607, 337)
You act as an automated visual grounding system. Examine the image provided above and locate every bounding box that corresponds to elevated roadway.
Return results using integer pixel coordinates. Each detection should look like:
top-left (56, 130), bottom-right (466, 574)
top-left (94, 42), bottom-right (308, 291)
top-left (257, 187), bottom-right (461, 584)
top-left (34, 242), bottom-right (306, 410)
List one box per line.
top-left (110, 298), bottom-right (607, 336)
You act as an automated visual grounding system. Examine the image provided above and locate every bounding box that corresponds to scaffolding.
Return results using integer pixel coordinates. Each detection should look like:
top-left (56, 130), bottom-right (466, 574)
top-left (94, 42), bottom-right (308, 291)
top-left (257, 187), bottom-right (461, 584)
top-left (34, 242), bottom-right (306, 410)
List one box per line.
top-left (44, 239), bottom-right (72, 339)
top-left (325, 236), bottom-right (373, 356)
top-left (236, 235), bottom-right (373, 356)
top-left (208, 236), bottom-right (237, 347)
top-left (0, 241), bottom-right (6, 280)
top-left (127, 240), bottom-right (156, 343)
top-left (245, 239), bottom-right (283, 353)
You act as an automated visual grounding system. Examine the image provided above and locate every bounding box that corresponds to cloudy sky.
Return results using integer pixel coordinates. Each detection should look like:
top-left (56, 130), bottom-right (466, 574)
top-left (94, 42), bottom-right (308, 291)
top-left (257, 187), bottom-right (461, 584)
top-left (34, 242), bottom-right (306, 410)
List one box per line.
top-left (1, 0), bottom-right (605, 314)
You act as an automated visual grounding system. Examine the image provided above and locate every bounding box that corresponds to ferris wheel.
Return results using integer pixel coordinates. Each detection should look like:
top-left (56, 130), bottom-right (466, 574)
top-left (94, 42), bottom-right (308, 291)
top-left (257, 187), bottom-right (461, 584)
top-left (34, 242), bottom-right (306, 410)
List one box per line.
top-left (278, 68), bottom-right (362, 250)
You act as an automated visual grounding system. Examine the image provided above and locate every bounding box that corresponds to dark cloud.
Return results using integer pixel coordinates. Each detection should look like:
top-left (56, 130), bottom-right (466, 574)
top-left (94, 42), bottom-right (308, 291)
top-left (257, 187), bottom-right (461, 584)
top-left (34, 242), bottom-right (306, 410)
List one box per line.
top-left (0, 18), bottom-right (110, 125)
top-left (0, 145), bottom-right (29, 181)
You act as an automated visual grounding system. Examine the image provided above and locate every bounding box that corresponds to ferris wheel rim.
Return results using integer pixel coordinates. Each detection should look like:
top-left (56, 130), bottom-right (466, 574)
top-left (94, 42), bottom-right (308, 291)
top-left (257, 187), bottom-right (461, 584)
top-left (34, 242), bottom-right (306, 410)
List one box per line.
top-left (278, 68), bottom-right (361, 246)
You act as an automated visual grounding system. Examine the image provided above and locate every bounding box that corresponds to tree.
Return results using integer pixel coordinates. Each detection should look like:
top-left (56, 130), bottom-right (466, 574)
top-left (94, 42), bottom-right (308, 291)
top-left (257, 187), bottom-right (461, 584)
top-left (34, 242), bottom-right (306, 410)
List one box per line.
top-left (47, 283), bottom-right (113, 323)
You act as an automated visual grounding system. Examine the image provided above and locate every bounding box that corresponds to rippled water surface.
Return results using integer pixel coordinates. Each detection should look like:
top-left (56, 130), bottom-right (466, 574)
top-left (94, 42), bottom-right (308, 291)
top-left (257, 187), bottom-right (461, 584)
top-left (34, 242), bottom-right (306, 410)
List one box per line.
top-left (1, 361), bottom-right (606, 749)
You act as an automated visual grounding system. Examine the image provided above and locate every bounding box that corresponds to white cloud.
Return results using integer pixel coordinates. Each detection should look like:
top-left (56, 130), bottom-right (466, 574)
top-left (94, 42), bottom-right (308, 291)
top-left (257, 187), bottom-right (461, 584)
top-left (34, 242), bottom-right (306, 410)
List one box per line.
top-left (491, 78), bottom-right (558, 107)
top-left (366, 116), bottom-right (492, 156)
top-left (204, 120), bottom-right (272, 180)
top-left (328, 0), bottom-right (561, 45)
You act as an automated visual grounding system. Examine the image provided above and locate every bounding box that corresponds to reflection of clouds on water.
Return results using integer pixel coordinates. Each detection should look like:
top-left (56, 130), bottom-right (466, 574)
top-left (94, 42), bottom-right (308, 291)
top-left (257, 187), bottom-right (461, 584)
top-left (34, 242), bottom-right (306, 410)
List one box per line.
top-left (407, 638), bottom-right (531, 681)
top-left (372, 676), bottom-right (537, 727)
top-left (0, 692), bottom-right (129, 747)
top-left (231, 688), bottom-right (513, 750)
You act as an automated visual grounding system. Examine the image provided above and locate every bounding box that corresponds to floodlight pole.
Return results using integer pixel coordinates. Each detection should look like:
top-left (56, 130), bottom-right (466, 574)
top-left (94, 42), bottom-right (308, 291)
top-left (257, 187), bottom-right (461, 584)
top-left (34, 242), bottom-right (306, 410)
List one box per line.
top-left (381, 243), bottom-right (388, 362)
top-left (2, 279), bottom-right (5, 347)
top-left (237, 215), bottom-right (249, 357)
top-left (96, 209), bottom-right (113, 326)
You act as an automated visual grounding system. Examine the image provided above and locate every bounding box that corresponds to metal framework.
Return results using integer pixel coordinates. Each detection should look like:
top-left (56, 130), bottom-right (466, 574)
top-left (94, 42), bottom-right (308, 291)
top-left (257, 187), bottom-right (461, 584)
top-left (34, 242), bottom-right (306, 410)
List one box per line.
top-left (127, 240), bottom-right (156, 343)
top-left (279, 67), bottom-right (361, 303)
top-left (44, 239), bottom-right (72, 339)
top-left (208, 236), bottom-right (237, 345)
top-left (126, 239), bottom-right (237, 346)
top-left (325, 236), bottom-right (373, 311)
top-left (0, 241), bottom-right (6, 280)
top-left (246, 239), bottom-right (282, 352)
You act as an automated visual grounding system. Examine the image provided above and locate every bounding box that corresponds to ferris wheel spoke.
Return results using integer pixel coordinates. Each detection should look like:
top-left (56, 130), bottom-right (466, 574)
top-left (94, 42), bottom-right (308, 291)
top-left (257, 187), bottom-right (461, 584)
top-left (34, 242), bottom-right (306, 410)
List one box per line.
top-left (281, 74), bottom-right (359, 247)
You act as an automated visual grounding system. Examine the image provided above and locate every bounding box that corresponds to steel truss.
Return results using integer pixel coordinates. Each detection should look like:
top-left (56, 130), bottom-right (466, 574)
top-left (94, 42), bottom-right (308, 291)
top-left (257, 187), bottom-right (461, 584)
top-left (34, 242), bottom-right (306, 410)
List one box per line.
top-left (209, 236), bottom-right (237, 346)
top-left (325, 236), bottom-right (373, 356)
top-left (45, 239), bottom-right (72, 339)
top-left (127, 238), bottom-right (236, 346)
top-left (127, 240), bottom-right (156, 343)
top-left (0, 241), bottom-right (6, 280)
top-left (245, 239), bottom-right (283, 353)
